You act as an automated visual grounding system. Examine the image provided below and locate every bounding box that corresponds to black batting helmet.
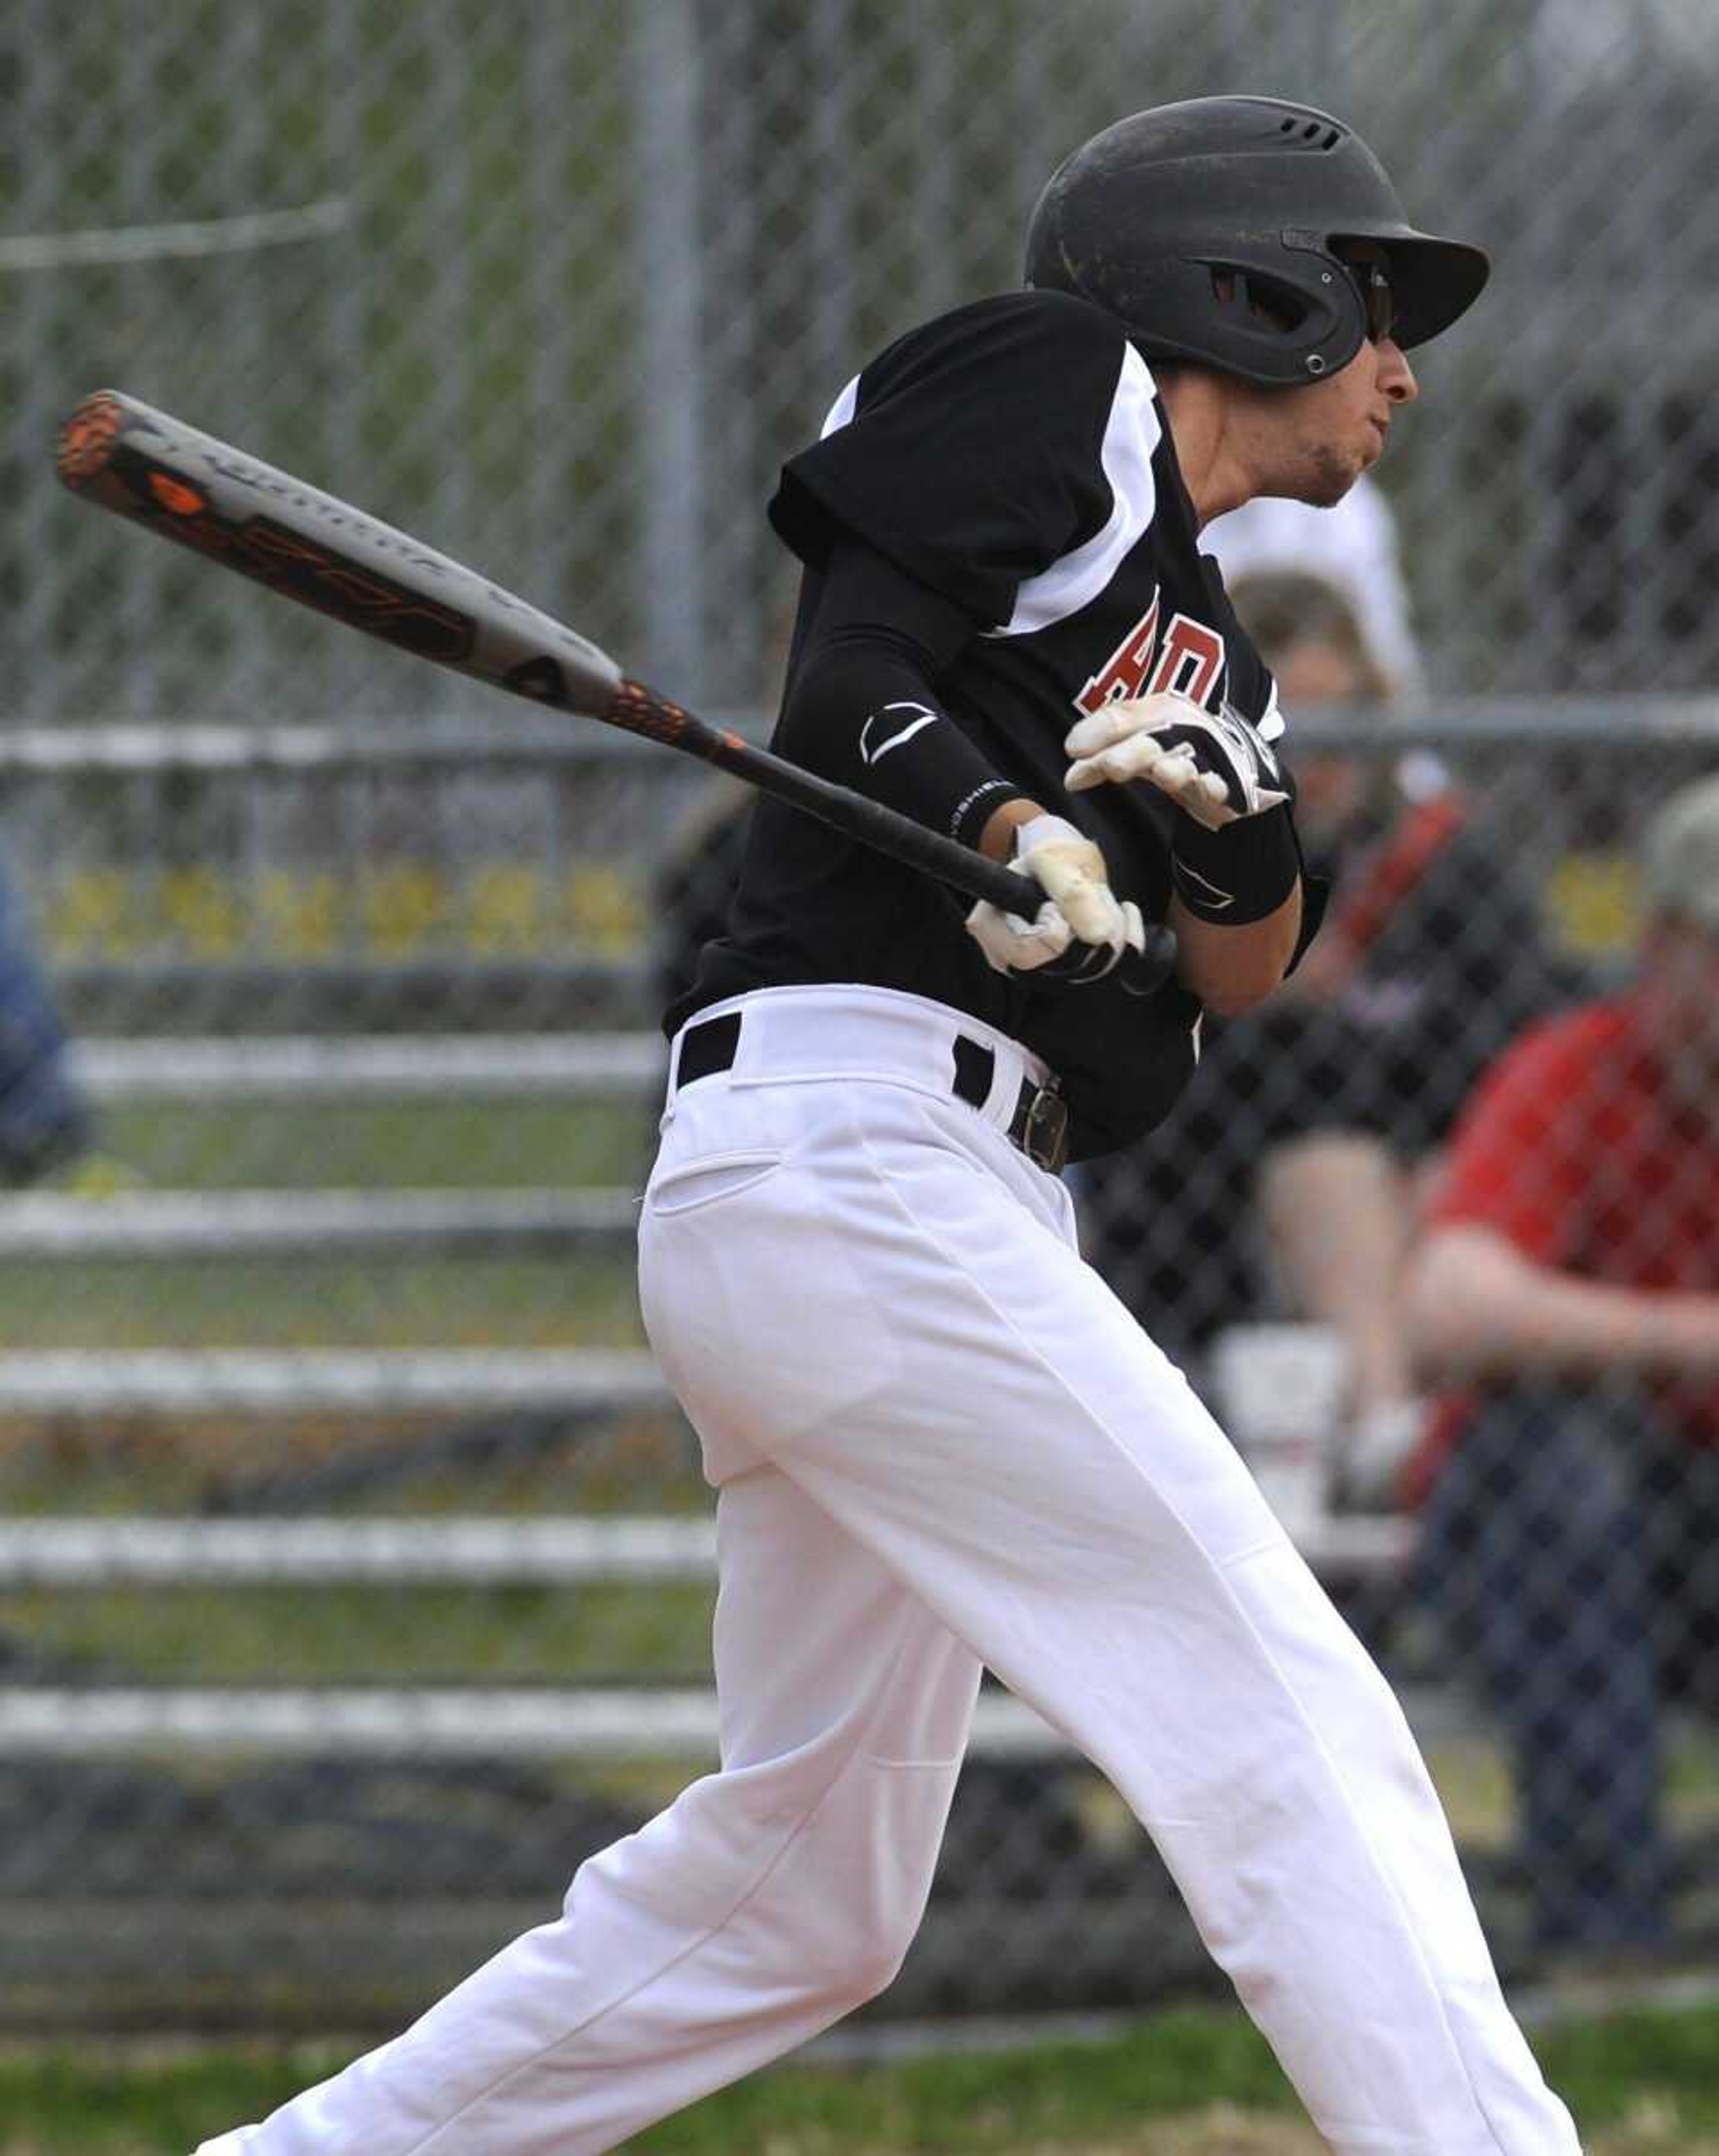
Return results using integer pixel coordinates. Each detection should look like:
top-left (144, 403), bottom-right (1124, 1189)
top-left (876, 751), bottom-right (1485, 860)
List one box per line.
top-left (1024, 95), bottom-right (1489, 387)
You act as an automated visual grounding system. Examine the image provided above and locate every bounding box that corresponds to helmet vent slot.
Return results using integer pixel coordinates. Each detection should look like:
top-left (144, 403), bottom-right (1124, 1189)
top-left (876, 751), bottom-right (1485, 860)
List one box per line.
top-left (1278, 115), bottom-right (1343, 151)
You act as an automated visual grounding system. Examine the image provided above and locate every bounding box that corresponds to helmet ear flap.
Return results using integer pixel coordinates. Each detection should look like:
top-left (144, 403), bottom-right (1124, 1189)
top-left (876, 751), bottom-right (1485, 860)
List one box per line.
top-left (1266, 241), bottom-right (1371, 377)
top-left (1180, 253), bottom-right (1364, 382)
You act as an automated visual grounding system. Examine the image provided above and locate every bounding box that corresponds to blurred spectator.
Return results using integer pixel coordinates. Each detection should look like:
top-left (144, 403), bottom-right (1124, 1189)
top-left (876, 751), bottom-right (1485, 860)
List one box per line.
top-left (1403, 771), bottom-right (1719, 1958)
top-left (1205, 473), bottom-right (1424, 698)
top-left (1080, 523), bottom-right (1574, 1506)
top-left (0, 848), bottom-right (93, 1187)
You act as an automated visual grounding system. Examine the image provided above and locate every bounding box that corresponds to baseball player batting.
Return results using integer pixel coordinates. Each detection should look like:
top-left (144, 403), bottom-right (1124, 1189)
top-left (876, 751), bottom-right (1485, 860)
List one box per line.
top-left (198, 97), bottom-right (1580, 2156)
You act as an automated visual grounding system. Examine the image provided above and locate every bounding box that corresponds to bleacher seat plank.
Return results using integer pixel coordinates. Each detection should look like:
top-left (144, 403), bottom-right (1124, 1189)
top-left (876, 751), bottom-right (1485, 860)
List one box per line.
top-left (73, 1033), bottom-right (661, 1101)
top-left (0, 1188), bottom-right (640, 1258)
top-left (0, 1348), bottom-right (670, 1417)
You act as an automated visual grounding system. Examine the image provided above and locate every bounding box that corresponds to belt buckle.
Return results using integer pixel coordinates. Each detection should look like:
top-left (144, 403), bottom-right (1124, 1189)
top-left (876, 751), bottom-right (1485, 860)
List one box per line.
top-left (1021, 1083), bottom-right (1069, 1174)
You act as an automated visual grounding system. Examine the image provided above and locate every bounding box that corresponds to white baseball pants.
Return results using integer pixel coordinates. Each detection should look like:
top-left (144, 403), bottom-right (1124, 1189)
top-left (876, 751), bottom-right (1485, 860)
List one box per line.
top-left (199, 986), bottom-right (1579, 2156)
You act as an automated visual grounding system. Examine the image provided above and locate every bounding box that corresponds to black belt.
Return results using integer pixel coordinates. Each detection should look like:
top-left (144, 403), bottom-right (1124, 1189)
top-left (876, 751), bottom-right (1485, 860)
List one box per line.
top-left (675, 1012), bottom-right (1070, 1174)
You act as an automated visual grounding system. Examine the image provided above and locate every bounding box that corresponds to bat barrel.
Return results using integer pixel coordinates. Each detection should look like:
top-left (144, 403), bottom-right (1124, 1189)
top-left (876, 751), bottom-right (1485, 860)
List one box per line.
top-left (56, 389), bottom-right (626, 703)
top-left (56, 390), bottom-right (1179, 1005)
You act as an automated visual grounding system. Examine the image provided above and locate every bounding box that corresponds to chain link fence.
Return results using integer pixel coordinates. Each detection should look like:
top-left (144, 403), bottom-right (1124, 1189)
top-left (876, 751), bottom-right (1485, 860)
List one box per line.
top-left (3, 0), bottom-right (1718, 2032)
top-left (15, 0), bottom-right (1719, 714)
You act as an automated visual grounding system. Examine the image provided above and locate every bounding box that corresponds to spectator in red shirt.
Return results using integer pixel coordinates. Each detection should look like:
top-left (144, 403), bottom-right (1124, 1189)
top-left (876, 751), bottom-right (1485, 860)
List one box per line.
top-left (1404, 770), bottom-right (1719, 1957)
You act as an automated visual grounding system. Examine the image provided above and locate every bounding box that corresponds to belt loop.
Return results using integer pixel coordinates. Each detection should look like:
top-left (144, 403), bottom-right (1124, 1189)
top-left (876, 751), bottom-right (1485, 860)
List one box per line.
top-left (675, 1012), bottom-right (742, 1093)
top-left (951, 1035), bottom-right (996, 1114)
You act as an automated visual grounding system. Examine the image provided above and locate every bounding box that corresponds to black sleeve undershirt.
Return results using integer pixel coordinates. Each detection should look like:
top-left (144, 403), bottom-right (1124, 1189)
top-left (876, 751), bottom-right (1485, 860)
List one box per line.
top-left (778, 535), bottom-right (1030, 853)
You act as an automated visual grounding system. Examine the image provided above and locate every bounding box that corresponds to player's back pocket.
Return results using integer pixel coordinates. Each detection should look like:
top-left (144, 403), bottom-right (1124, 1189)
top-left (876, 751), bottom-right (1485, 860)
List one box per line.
top-left (644, 1149), bottom-right (783, 1219)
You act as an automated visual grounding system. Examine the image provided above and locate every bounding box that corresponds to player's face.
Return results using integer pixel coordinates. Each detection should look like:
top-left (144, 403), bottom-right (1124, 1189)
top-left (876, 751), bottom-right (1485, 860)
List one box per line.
top-left (1244, 247), bottom-right (1420, 506)
top-left (1638, 918), bottom-right (1719, 1107)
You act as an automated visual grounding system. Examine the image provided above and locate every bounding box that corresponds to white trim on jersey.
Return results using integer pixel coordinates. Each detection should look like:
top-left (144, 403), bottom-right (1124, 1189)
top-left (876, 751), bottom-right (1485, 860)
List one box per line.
top-left (985, 345), bottom-right (1161, 641)
top-left (820, 376), bottom-right (860, 439)
top-left (815, 353), bottom-right (1280, 745)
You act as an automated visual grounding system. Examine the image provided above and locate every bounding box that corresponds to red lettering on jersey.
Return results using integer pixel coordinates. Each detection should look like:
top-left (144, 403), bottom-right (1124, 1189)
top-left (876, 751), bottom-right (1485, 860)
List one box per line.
top-left (1073, 594), bottom-right (1227, 716)
top-left (1146, 613), bottom-right (1224, 706)
top-left (1073, 596), bottom-right (1160, 716)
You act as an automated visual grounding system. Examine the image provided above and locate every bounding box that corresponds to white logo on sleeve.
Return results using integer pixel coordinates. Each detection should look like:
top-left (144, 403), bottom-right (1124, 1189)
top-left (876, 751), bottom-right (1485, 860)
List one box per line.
top-left (859, 700), bottom-right (940, 765)
top-left (1173, 857), bottom-right (1236, 910)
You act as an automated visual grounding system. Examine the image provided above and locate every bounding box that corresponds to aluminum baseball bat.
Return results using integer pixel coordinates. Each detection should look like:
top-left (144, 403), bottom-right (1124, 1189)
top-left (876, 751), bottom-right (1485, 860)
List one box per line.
top-left (55, 389), bottom-right (1176, 990)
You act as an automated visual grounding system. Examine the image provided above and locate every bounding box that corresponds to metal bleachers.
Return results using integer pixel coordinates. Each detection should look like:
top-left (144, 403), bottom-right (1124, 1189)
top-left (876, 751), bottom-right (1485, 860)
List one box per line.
top-left (11, 1026), bottom-right (1419, 1767)
top-left (26, 1029), bottom-right (661, 1397)
top-left (0, 1507), bottom-right (1420, 1759)
top-left (0, 1188), bottom-right (641, 1260)
top-left (0, 1346), bottom-right (670, 1419)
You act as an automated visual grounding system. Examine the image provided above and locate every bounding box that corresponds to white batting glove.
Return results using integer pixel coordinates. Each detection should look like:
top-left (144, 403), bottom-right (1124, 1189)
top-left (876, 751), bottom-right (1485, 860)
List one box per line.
top-left (964, 814), bottom-right (1146, 983)
top-left (1065, 692), bottom-right (1288, 831)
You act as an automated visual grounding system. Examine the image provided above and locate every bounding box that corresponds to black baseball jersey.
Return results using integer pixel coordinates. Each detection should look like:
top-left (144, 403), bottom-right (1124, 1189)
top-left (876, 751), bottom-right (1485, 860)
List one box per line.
top-left (669, 288), bottom-right (1285, 1161)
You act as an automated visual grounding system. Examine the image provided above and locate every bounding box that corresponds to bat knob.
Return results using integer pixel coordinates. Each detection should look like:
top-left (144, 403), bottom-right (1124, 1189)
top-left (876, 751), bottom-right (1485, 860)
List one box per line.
top-left (1116, 922), bottom-right (1179, 997)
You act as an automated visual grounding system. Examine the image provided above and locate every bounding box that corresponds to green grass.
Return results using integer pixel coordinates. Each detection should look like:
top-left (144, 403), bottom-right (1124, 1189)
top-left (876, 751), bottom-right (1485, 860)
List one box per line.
top-left (0, 1402), bottom-right (705, 1519)
top-left (0, 1251), bottom-right (643, 1351)
top-left (6, 1998), bottom-right (1719, 2154)
top-left (1539, 2004), bottom-right (1719, 2130)
top-left (0, 1577), bottom-right (716, 1685)
top-left (636, 2011), bottom-right (1304, 2153)
top-left (100, 1097), bottom-right (654, 1192)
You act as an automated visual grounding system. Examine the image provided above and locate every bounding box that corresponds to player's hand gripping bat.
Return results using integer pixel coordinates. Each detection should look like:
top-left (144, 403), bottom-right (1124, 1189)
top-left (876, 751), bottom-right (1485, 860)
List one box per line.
top-left (55, 390), bottom-right (1176, 995)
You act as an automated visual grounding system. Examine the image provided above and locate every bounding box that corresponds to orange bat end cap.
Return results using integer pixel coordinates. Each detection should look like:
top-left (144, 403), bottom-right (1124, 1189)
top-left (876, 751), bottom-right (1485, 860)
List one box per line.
top-left (56, 391), bottom-right (125, 487)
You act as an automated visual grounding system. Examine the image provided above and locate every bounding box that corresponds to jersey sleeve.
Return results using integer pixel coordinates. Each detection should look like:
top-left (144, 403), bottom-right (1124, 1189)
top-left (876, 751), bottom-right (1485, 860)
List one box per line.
top-left (769, 291), bottom-right (1130, 628)
top-left (1426, 1015), bottom-right (1595, 1263)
